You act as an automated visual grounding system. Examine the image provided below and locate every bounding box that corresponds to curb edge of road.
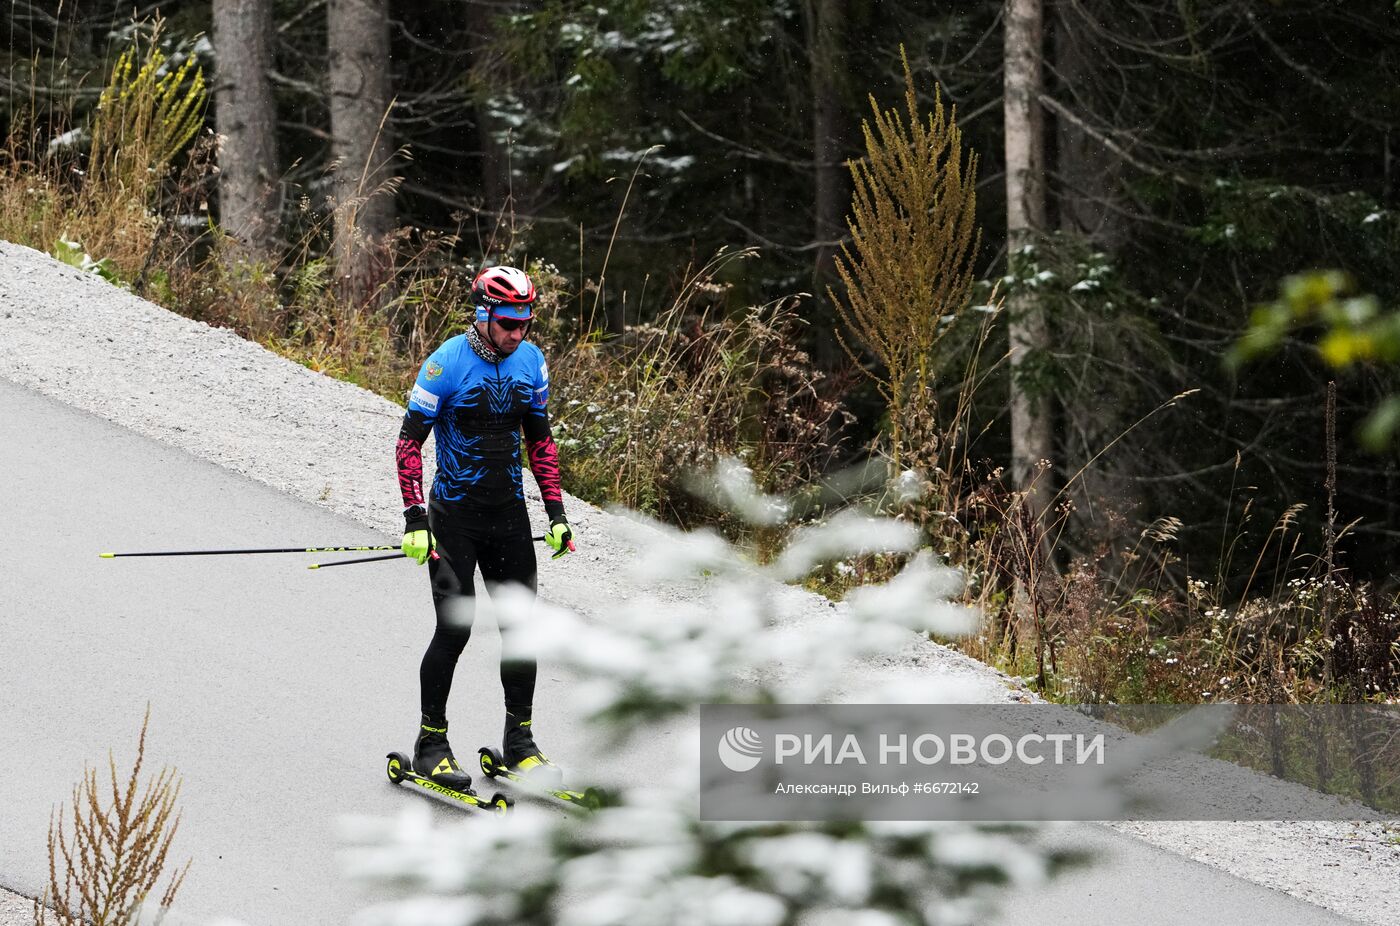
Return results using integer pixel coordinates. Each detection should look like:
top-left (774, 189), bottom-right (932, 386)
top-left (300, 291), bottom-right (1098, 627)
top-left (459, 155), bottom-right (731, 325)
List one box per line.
top-left (0, 885), bottom-right (37, 926)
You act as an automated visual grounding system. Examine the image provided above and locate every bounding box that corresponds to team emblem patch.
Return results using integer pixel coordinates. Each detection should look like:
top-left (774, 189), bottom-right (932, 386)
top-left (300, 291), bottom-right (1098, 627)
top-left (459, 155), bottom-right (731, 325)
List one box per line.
top-left (425, 360), bottom-right (443, 381)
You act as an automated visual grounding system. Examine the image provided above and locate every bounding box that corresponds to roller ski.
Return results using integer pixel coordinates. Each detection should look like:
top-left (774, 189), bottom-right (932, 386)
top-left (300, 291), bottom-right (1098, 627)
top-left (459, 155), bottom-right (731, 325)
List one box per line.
top-left (385, 719), bottom-right (512, 816)
top-left (477, 714), bottom-right (604, 811)
top-left (476, 745), bottom-right (606, 810)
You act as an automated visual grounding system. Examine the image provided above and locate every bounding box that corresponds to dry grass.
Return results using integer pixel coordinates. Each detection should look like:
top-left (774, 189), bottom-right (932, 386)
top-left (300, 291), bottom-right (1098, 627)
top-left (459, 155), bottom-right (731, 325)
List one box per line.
top-left (802, 382), bottom-right (1398, 707)
top-left (0, 22), bottom-right (205, 284)
top-left (35, 708), bottom-right (188, 926)
top-left (951, 481), bottom-right (1400, 705)
top-left (535, 249), bottom-right (848, 525)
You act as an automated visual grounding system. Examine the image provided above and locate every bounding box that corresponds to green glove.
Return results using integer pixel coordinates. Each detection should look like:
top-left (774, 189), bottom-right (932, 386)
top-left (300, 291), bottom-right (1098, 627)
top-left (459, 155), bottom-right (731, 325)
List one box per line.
top-left (402, 505), bottom-right (435, 565)
top-left (403, 530), bottom-right (434, 564)
top-left (544, 518), bottom-right (576, 560)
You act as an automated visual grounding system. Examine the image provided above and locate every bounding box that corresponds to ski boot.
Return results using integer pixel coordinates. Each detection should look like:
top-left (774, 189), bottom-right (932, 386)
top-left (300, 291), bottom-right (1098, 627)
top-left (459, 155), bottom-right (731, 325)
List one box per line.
top-left (478, 713), bottom-right (605, 810)
top-left (413, 717), bottom-right (476, 792)
top-left (500, 713), bottom-right (564, 788)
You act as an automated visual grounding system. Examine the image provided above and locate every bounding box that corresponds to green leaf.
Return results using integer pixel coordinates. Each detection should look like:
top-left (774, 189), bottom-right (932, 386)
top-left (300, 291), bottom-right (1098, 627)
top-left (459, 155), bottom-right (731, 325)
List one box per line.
top-left (50, 238), bottom-right (120, 283)
top-left (51, 237), bottom-right (86, 268)
top-left (1359, 396), bottom-right (1400, 452)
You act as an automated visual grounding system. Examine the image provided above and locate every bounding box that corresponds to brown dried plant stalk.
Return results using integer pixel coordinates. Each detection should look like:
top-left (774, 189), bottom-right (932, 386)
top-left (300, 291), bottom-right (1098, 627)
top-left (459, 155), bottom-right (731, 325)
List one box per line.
top-left (830, 45), bottom-right (981, 468)
top-left (35, 708), bottom-right (189, 926)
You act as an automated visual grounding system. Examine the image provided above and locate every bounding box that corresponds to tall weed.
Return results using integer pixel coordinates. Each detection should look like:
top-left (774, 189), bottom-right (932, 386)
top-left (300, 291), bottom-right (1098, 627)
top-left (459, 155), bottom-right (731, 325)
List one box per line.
top-left (36, 710), bottom-right (188, 926)
top-left (0, 24), bottom-right (207, 282)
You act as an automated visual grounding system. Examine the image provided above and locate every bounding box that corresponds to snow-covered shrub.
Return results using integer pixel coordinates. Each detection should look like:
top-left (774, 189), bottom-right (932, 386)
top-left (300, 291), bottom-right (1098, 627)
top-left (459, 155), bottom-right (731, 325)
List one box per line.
top-left (341, 460), bottom-right (1078, 925)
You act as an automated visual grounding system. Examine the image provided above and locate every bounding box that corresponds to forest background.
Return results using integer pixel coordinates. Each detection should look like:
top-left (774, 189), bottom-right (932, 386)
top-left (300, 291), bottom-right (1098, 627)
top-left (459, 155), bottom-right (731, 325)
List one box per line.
top-left (4, 0), bottom-right (1400, 718)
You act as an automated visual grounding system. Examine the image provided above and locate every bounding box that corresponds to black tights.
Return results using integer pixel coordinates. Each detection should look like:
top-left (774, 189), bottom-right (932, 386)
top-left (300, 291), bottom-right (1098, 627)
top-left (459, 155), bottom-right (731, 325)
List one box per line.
top-left (420, 501), bottom-right (538, 723)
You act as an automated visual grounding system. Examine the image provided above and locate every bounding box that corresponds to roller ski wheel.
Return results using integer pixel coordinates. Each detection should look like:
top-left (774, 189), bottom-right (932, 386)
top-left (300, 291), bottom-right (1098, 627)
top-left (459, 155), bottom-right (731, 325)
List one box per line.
top-left (385, 751), bottom-right (512, 816)
top-left (479, 745), bottom-right (504, 778)
top-left (477, 746), bottom-right (603, 811)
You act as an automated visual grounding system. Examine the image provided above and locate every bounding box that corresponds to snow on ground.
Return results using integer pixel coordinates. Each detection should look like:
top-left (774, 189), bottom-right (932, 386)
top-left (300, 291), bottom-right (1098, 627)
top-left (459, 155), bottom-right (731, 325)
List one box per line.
top-left (1, 240), bottom-right (1397, 924)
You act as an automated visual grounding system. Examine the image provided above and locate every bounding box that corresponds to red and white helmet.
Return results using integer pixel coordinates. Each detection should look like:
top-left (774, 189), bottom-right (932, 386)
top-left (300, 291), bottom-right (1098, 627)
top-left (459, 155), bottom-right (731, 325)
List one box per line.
top-left (472, 265), bottom-right (536, 322)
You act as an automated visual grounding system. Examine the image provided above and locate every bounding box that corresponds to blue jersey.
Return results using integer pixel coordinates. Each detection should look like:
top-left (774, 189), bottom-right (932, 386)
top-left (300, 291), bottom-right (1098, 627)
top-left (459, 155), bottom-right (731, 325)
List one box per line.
top-left (403, 334), bottom-right (551, 509)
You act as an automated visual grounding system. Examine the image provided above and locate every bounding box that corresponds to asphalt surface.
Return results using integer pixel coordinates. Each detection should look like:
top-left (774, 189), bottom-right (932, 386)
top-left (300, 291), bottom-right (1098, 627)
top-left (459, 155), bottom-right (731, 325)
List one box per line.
top-left (0, 377), bottom-right (572, 923)
top-left (0, 377), bottom-right (1362, 925)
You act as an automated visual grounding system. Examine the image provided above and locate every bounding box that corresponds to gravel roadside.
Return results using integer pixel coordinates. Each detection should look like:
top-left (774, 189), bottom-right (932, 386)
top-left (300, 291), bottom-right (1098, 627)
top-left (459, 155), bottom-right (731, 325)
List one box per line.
top-left (0, 888), bottom-right (31, 926)
top-left (2, 239), bottom-right (1396, 924)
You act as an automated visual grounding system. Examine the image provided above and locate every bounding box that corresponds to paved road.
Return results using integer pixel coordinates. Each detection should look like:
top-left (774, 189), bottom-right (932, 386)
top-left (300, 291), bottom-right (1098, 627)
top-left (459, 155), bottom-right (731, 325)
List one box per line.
top-left (0, 377), bottom-right (584, 923)
top-left (0, 378), bottom-right (1361, 925)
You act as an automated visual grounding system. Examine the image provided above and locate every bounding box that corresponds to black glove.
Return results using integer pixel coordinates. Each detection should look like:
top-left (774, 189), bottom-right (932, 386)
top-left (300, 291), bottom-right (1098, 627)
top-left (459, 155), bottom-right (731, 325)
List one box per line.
top-left (404, 504), bottom-right (429, 534)
top-left (402, 504), bottom-right (435, 565)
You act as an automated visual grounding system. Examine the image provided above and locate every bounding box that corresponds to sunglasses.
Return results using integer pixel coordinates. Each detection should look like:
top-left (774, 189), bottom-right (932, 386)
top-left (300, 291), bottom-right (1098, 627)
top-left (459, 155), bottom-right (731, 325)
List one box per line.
top-left (493, 316), bottom-right (531, 332)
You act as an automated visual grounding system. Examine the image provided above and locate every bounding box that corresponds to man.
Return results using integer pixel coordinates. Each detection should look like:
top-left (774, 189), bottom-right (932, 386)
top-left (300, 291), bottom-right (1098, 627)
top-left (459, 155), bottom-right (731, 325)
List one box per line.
top-left (394, 264), bottom-right (576, 792)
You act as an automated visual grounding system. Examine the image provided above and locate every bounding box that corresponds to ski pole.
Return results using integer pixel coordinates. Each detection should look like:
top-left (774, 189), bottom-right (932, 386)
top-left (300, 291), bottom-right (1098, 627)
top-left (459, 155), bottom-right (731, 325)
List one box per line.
top-left (308, 553), bottom-right (405, 570)
top-left (308, 536), bottom-right (551, 569)
top-left (104, 536), bottom-right (548, 558)
top-left (99, 545), bottom-right (400, 558)
top-left (307, 534), bottom-right (555, 569)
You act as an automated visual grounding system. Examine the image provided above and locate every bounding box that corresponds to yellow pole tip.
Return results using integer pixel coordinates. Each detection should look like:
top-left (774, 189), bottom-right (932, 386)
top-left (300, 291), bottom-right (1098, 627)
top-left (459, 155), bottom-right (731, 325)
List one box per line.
top-left (307, 564), bottom-right (319, 570)
top-left (99, 553), bottom-right (114, 558)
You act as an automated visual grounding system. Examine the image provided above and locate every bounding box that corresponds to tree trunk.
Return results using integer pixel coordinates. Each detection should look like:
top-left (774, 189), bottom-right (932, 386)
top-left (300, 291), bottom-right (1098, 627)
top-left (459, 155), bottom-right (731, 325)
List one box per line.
top-left (328, 0), bottom-right (397, 307)
top-left (212, 0), bottom-right (280, 261)
top-left (1052, 10), bottom-right (1121, 249)
top-left (1052, 2), bottom-right (1139, 547)
top-left (808, 0), bottom-right (846, 370)
top-left (1004, 0), bottom-right (1054, 524)
top-left (466, 0), bottom-right (510, 228)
